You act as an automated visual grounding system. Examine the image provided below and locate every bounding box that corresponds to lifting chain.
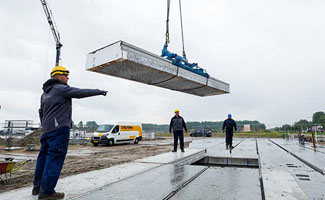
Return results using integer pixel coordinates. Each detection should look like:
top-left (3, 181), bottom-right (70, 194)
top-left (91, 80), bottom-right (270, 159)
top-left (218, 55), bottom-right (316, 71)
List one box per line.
top-left (178, 0), bottom-right (186, 58)
top-left (165, 0), bottom-right (171, 46)
top-left (164, 0), bottom-right (186, 58)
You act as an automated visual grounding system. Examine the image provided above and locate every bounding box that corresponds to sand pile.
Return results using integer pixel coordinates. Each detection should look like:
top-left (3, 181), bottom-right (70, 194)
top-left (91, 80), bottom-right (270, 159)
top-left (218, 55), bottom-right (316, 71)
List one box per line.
top-left (17, 129), bottom-right (42, 146)
top-left (0, 137), bottom-right (6, 145)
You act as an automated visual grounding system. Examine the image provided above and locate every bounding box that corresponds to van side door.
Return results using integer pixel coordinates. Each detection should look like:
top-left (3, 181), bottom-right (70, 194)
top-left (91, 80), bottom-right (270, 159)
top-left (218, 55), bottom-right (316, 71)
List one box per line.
top-left (111, 125), bottom-right (121, 142)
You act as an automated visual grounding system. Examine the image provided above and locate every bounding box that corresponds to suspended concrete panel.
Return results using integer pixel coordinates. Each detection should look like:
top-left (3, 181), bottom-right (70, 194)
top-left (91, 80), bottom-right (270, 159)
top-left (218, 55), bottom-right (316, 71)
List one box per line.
top-left (86, 41), bottom-right (230, 97)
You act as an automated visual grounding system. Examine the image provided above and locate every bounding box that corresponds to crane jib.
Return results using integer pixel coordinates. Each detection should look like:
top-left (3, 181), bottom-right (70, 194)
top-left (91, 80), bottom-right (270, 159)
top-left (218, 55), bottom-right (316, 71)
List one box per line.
top-left (40, 0), bottom-right (62, 66)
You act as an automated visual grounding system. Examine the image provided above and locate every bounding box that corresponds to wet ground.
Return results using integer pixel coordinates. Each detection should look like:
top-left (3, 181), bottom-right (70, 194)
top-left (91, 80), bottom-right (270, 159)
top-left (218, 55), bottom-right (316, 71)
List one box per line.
top-left (0, 138), bottom-right (190, 193)
top-left (1, 138), bottom-right (324, 199)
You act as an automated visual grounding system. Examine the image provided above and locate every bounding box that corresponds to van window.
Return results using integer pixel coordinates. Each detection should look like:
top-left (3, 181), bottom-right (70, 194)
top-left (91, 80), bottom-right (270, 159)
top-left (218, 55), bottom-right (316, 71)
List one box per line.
top-left (111, 125), bottom-right (119, 133)
top-left (96, 124), bottom-right (113, 132)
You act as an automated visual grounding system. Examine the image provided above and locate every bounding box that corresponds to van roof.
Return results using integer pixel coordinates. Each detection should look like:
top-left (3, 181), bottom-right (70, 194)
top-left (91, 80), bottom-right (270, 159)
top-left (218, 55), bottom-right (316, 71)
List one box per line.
top-left (116, 122), bottom-right (142, 126)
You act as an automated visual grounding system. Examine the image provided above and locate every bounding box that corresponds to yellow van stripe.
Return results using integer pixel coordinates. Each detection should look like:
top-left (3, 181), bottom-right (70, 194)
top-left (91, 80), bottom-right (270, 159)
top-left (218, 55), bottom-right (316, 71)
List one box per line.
top-left (120, 125), bottom-right (142, 136)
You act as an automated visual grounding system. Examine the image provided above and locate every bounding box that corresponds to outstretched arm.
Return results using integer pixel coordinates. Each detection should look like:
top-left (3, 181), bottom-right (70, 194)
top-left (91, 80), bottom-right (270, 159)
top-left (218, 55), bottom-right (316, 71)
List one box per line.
top-left (59, 85), bottom-right (106, 99)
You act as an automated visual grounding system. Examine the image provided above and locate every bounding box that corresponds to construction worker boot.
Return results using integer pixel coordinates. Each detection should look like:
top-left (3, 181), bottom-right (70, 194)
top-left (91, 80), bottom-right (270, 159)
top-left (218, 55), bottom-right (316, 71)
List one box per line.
top-left (32, 187), bottom-right (39, 195)
top-left (38, 192), bottom-right (65, 200)
top-left (181, 149), bottom-right (185, 152)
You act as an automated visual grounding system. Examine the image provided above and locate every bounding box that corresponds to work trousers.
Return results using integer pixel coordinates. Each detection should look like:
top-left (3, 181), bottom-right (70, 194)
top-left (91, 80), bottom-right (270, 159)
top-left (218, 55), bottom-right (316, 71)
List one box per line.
top-left (173, 130), bottom-right (184, 151)
top-left (33, 126), bottom-right (70, 195)
top-left (226, 132), bottom-right (233, 147)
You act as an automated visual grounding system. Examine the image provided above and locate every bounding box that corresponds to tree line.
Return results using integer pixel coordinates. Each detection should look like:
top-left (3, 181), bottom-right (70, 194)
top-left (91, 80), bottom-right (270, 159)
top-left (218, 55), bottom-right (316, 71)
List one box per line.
top-left (143, 120), bottom-right (266, 133)
top-left (72, 120), bottom-right (266, 133)
top-left (72, 111), bottom-right (325, 133)
top-left (273, 111), bottom-right (325, 131)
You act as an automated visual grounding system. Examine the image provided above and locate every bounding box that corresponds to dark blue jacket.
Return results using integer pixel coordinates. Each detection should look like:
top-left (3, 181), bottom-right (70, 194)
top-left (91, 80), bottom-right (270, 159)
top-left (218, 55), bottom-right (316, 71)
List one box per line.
top-left (222, 118), bottom-right (237, 134)
top-left (39, 79), bottom-right (104, 134)
top-left (169, 115), bottom-right (187, 133)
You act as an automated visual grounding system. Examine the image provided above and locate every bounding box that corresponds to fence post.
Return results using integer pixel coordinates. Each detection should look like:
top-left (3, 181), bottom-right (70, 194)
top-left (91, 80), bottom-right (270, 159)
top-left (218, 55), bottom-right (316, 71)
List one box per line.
top-left (311, 131), bottom-right (316, 152)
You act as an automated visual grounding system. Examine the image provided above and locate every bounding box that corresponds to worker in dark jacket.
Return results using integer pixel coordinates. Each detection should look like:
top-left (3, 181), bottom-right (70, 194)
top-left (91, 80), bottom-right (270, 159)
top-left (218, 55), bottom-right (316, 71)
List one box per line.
top-left (33, 66), bottom-right (107, 200)
top-left (222, 114), bottom-right (237, 149)
top-left (169, 109), bottom-right (187, 152)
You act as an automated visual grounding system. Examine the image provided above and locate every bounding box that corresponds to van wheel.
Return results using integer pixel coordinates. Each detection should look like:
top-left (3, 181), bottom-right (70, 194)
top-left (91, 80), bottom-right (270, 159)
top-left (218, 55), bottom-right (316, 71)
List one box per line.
top-left (93, 143), bottom-right (98, 147)
top-left (134, 138), bottom-right (139, 144)
top-left (110, 139), bottom-right (114, 146)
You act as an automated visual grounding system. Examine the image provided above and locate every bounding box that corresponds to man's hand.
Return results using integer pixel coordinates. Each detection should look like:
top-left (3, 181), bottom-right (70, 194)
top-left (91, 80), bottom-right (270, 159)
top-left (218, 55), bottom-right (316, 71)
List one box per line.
top-left (101, 91), bottom-right (108, 96)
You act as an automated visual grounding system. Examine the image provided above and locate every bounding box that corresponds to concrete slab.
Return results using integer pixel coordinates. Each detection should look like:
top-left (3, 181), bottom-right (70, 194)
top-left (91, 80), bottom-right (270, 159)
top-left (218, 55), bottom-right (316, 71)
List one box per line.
top-left (0, 162), bottom-right (160, 200)
top-left (206, 139), bottom-right (258, 159)
top-left (262, 169), bottom-right (308, 200)
top-left (136, 148), bottom-right (205, 164)
top-left (76, 164), bottom-right (207, 200)
top-left (170, 167), bottom-right (261, 200)
top-left (188, 138), bottom-right (224, 149)
top-left (85, 41), bottom-right (230, 97)
top-left (270, 139), bottom-right (325, 173)
top-left (257, 139), bottom-right (325, 199)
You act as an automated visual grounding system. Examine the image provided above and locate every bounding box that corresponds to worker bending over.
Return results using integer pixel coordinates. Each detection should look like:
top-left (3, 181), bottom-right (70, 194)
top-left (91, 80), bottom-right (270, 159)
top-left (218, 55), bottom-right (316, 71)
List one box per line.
top-left (169, 109), bottom-right (187, 152)
top-left (222, 114), bottom-right (237, 149)
top-left (33, 66), bottom-right (107, 200)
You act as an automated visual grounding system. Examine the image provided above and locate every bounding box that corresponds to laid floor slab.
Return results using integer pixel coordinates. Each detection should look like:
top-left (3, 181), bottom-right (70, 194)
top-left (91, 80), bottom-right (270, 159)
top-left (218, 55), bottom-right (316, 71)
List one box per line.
top-left (170, 167), bottom-right (261, 200)
top-left (0, 162), bottom-right (160, 200)
top-left (75, 164), bottom-right (207, 200)
top-left (135, 148), bottom-right (205, 164)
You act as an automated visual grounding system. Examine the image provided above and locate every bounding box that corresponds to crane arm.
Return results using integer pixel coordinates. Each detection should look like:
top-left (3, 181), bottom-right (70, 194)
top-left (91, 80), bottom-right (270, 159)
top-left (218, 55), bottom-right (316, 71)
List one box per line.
top-left (40, 0), bottom-right (62, 66)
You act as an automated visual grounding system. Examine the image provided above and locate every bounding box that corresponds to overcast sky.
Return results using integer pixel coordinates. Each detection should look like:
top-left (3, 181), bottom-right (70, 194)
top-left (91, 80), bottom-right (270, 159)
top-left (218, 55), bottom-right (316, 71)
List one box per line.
top-left (0, 0), bottom-right (324, 127)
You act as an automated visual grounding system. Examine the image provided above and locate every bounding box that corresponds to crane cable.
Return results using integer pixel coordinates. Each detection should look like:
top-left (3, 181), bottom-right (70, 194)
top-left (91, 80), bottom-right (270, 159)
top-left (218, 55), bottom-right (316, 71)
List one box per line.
top-left (178, 0), bottom-right (186, 58)
top-left (165, 0), bottom-right (186, 58)
top-left (165, 0), bottom-right (171, 46)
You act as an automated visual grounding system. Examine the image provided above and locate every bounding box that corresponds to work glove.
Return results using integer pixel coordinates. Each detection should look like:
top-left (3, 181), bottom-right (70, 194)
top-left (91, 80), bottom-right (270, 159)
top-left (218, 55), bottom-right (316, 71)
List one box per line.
top-left (101, 90), bottom-right (108, 96)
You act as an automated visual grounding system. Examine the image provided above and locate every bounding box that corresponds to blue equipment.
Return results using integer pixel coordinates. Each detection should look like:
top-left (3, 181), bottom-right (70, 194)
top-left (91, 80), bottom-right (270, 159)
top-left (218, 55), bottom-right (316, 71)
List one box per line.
top-left (161, 0), bottom-right (209, 78)
top-left (161, 44), bottom-right (209, 78)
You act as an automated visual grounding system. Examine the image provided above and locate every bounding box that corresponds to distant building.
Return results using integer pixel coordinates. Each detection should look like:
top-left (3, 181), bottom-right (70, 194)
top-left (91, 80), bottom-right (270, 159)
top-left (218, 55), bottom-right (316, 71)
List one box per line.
top-left (243, 124), bottom-right (251, 132)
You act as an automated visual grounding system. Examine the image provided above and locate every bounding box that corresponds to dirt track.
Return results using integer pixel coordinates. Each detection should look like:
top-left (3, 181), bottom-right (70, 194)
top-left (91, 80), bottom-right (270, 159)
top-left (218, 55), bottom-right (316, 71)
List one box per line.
top-left (0, 139), bottom-right (187, 193)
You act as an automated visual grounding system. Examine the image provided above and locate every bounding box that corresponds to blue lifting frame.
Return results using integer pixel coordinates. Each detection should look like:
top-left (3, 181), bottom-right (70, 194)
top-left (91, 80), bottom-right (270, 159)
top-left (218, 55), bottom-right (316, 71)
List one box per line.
top-left (161, 44), bottom-right (209, 78)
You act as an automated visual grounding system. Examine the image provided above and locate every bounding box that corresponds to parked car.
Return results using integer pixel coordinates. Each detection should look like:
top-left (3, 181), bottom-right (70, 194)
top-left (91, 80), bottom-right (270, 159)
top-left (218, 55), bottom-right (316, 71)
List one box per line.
top-left (190, 129), bottom-right (212, 137)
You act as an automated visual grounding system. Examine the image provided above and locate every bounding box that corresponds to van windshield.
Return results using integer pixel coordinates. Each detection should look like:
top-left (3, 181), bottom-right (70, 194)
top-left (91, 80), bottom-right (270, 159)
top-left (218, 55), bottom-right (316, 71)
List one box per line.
top-left (96, 125), bottom-right (113, 132)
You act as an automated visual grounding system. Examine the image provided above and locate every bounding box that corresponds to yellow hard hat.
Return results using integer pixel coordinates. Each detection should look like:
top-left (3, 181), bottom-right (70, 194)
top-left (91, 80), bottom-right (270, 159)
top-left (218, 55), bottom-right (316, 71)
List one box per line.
top-left (51, 66), bottom-right (69, 76)
top-left (174, 109), bottom-right (180, 113)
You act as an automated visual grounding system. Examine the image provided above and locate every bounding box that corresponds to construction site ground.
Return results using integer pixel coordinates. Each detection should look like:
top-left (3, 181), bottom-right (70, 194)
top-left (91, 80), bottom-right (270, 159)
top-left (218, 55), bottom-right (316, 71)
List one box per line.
top-left (0, 137), bottom-right (190, 193)
top-left (1, 137), bottom-right (325, 199)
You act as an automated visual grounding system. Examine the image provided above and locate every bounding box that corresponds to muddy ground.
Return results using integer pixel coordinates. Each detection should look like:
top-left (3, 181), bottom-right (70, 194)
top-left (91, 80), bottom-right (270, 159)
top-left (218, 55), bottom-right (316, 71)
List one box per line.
top-left (0, 139), bottom-right (188, 193)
